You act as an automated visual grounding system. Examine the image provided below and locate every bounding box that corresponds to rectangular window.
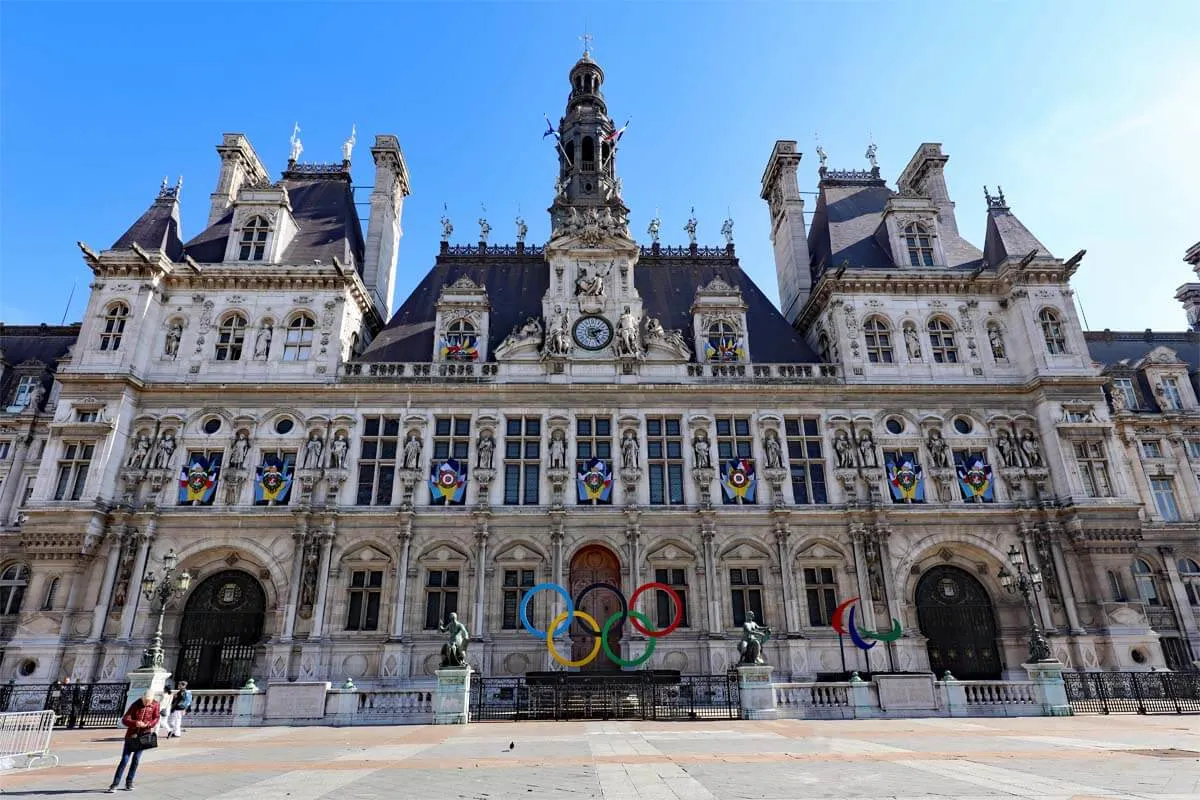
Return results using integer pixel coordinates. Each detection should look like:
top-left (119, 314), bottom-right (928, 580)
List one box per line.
top-left (76, 410), bottom-right (100, 423)
top-left (1150, 478), bottom-right (1181, 521)
top-left (255, 450), bottom-right (296, 506)
top-left (575, 415), bottom-right (613, 506)
top-left (1112, 378), bottom-right (1138, 410)
top-left (729, 567), bottom-right (764, 627)
top-left (953, 449), bottom-right (995, 503)
top-left (1074, 441), bottom-right (1113, 497)
top-left (53, 442), bottom-right (94, 501)
top-left (432, 416), bottom-right (471, 506)
top-left (1134, 569), bottom-right (1161, 606)
top-left (1186, 440), bottom-right (1200, 460)
top-left (20, 477), bottom-right (35, 507)
top-left (356, 416), bottom-right (400, 506)
top-left (646, 417), bottom-right (685, 506)
top-left (1161, 378), bottom-right (1184, 410)
top-left (1141, 440), bottom-right (1163, 459)
top-left (785, 417), bottom-right (828, 504)
top-left (883, 450), bottom-right (925, 504)
top-left (501, 569), bottom-right (535, 629)
top-left (424, 569), bottom-right (460, 630)
top-left (1063, 410), bottom-right (1088, 423)
top-left (178, 449), bottom-right (223, 506)
top-left (715, 416), bottom-right (753, 461)
top-left (1107, 570), bottom-right (1127, 602)
top-left (654, 568), bottom-right (690, 629)
top-left (0, 440), bottom-right (10, 460)
top-left (804, 567), bottom-right (838, 627)
top-left (8, 376), bottom-right (38, 411)
top-left (503, 417), bottom-right (541, 505)
top-left (345, 569), bottom-right (383, 631)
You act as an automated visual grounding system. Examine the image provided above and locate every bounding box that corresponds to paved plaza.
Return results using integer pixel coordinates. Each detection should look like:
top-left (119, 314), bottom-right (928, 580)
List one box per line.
top-left (2, 715), bottom-right (1198, 799)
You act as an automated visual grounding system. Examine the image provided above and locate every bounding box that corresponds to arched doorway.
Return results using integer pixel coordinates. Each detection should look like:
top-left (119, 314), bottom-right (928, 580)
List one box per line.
top-left (568, 545), bottom-right (622, 671)
top-left (175, 570), bottom-right (266, 689)
top-left (915, 565), bottom-right (1002, 680)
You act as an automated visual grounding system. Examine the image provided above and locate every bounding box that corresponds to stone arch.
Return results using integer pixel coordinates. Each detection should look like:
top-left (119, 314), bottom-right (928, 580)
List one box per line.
top-left (567, 543), bottom-right (623, 671)
top-left (896, 531), bottom-right (1010, 599)
top-left (172, 540), bottom-right (284, 612)
top-left (175, 568), bottom-right (267, 689)
top-left (914, 564), bottom-right (1002, 679)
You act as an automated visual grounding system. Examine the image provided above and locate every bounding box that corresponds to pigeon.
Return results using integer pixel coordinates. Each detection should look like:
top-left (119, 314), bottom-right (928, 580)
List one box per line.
top-left (509, 741), bottom-right (515, 750)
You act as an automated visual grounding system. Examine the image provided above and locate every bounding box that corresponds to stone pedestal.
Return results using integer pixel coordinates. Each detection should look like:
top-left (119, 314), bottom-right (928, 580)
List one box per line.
top-left (434, 667), bottom-right (472, 724)
top-left (1024, 660), bottom-right (1073, 716)
top-left (875, 673), bottom-right (937, 713)
top-left (736, 664), bottom-right (778, 720)
top-left (264, 681), bottom-right (330, 722)
top-left (124, 665), bottom-right (172, 715)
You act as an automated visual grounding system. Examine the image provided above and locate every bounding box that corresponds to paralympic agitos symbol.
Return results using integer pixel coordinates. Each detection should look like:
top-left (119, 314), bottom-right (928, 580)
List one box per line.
top-left (831, 596), bottom-right (903, 651)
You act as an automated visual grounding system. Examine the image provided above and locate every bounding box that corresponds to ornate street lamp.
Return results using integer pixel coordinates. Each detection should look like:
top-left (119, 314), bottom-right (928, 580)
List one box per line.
top-left (139, 549), bottom-right (192, 670)
top-left (997, 544), bottom-right (1052, 663)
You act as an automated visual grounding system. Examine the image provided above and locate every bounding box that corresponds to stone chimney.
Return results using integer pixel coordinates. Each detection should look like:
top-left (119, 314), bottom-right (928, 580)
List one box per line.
top-left (761, 141), bottom-right (811, 325)
top-left (362, 135), bottom-right (411, 319)
top-left (208, 134), bottom-right (269, 227)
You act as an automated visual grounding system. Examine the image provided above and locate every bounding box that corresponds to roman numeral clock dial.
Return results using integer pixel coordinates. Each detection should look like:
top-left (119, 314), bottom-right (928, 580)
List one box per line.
top-left (572, 315), bottom-right (613, 351)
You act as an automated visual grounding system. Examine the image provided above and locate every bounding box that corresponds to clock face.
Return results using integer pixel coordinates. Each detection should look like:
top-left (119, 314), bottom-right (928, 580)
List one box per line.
top-left (573, 315), bottom-right (613, 350)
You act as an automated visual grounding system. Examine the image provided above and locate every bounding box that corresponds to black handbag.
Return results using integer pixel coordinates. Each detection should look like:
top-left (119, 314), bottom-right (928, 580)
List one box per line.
top-left (132, 731), bottom-right (158, 751)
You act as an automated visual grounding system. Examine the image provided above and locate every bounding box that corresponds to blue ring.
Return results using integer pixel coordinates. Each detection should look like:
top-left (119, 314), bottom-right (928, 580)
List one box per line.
top-left (520, 582), bottom-right (574, 638)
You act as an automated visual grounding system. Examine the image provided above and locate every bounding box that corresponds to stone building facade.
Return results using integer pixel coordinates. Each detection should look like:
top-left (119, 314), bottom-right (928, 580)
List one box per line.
top-left (1, 52), bottom-right (1198, 689)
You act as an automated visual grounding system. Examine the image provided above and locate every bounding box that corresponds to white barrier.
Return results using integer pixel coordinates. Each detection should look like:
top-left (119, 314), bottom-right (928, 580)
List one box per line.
top-left (0, 710), bottom-right (59, 771)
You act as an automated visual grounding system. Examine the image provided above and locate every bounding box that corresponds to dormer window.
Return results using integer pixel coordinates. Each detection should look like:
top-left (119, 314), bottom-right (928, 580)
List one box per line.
top-left (705, 322), bottom-right (742, 363)
top-left (440, 318), bottom-right (479, 362)
top-left (1161, 377), bottom-right (1184, 410)
top-left (904, 223), bottom-right (935, 266)
top-left (238, 216), bottom-right (270, 261)
top-left (927, 318), bottom-right (958, 363)
top-left (99, 301), bottom-right (129, 351)
top-left (215, 313), bottom-right (248, 361)
top-left (9, 375), bottom-right (39, 410)
top-left (282, 314), bottom-right (315, 361)
top-left (1112, 377), bottom-right (1139, 410)
top-left (1039, 309), bottom-right (1068, 354)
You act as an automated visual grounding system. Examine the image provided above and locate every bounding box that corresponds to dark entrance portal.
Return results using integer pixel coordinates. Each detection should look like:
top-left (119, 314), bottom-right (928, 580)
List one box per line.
top-left (568, 545), bottom-right (622, 671)
top-left (174, 570), bottom-right (265, 689)
top-left (915, 565), bottom-right (1002, 680)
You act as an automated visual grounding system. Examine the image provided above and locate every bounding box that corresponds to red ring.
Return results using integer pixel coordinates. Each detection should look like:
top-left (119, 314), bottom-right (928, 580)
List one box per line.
top-left (628, 582), bottom-right (682, 637)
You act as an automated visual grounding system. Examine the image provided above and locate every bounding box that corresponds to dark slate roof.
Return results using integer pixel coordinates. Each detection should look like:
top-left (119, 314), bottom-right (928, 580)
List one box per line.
top-left (181, 173), bottom-right (365, 270)
top-left (983, 205), bottom-right (1053, 266)
top-left (111, 192), bottom-right (184, 261)
top-left (1086, 330), bottom-right (1200, 411)
top-left (360, 247), bottom-right (820, 364)
top-left (0, 323), bottom-right (80, 411)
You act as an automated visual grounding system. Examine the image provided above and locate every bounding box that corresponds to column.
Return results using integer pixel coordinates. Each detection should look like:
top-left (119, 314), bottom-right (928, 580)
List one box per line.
top-left (626, 528), bottom-right (641, 590)
top-left (849, 527), bottom-right (877, 630)
top-left (0, 431), bottom-right (31, 523)
top-left (550, 521), bottom-right (564, 587)
top-left (118, 525), bottom-right (154, 640)
top-left (774, 528), bottom-right (799, 633)
top-left (875, 529), bottom-right (902, 624)
top-left (390, 527), bottom-right (413, 639)
top-left (308, 532), bottom-right (334, 641)
top-left (89, 531), bottom-right (125, 641)
top-left (1050, 539), bottom-right (1085, 634)
top-left (701, 528), bottom-right (720, 633)
top-left (1159, 546), bottom-right (1200, 650)
top-left (473, 527), bottom-right (488, 639)
top-left (281, 527), bottom-right (307, 641)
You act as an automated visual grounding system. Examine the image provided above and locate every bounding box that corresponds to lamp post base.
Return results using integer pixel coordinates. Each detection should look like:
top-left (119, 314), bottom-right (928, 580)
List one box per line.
top-left (124, 664), bottom-right (173, 715)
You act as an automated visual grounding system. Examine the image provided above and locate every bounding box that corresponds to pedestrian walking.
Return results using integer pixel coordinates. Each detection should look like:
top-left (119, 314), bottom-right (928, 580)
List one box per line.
top-left (155, 686), bottom-right (173, 736)
top-left (107, 689), bottom-right (160, 792)
top-left (167, 680), bottom-right (192, 738)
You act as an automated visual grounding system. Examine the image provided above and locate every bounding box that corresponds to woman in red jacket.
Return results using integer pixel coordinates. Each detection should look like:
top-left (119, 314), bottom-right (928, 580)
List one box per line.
top-left (107, 690), bottom-right (160, 792)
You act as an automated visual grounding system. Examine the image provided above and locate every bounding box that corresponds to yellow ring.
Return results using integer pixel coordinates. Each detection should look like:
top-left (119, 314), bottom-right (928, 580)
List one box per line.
top-left (546, 610), bottom-right (602, 668)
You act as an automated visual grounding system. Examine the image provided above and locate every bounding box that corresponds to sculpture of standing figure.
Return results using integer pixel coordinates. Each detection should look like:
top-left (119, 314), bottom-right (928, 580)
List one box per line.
top-left (440, 212), bottom-right (454, 243)
top-left (621, 430), bottom-right (639, 470)
top-left (615, 306), bottom-right (640, 357)
top-left (1109, 382), bottom-right (1127, 412)
top-left (342, 124), bottom-right (357, 162)
top-left (834, 430), bottom-right (854, 469)
top-left (647, 213), bottom-right (661, 244)
top-left (302, 433), bottom-right (324, 469)
top-left (228, 431), bottom-right (251, 469)
top-left (1020, 431), bottom-right (1043, 467)
top-left (763, 430), bottom-right (784, 470)
top-left (857, 430), bottom-right (878, 468)
top-left (692, 431), bottom-right (712, 469)
top-left (684, 208), bottom-right (698, 245)
top-left (720, 217), bottom-right (734, 246)
top-left (152, 432), bottom-right (176, 470)
top-left (477, 215), bottom-right (491, 244)
top-left (329, 434), bottom-right (349, 469)
top-left (997, 429), bottom-right (1018, 467)
top-left (555, 175), bottom-right (568, 202)
top-left (904, 325), bottom-right (922, 360)
top-left (515, 216), bottom-right (528, 244)
top-left (549, 430), bottom-right (567, 470)
top-left (254, 323), bottom-right (272, 360)
top-left (737, 611), bottom-right (772, 665)
top-left (126, 434), bottom-right (152, 469)
top-left (543, 310), bottom-right (572, 357)
top-left (164, 322), bottom-right (182, 358)
top-left (289, 122), bottom-right (303, 162)
top-left (402, 432), bottom-right (423, 470)
top-left (438, 612), bottom-right (470, 669)
top-left (477, 430), bottom-right (495, 470)
top-left (865, 142), bottom-right (878, 169)
top-left (926, 429), bottom-right (949, 469)
top-left (988, 325), bottom-right (1006, 360)
top-left (815, 144), bottom-right (828, 168)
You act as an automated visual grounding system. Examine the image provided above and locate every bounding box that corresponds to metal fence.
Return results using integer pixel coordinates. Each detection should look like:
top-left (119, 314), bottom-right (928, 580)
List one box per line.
top-left (0, 683), bottom-right (130, 729)
top-left (1063, 671), bottom-right (1200, 714)
top-left (472, 672), bottom-right (739, 722)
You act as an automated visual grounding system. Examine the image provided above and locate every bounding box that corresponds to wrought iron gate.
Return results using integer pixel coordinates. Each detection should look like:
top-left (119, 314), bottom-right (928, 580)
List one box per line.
top-left (472, 671), bottom-right (739, 721)
top-left (1063, 671), bottom-right (1200, 714)
top-left (0, 682), bottom-right (130, 728)
top-left (175, 570), bottom-right (265, 689)
top-left (915, 565), bottom-right (1002, 680)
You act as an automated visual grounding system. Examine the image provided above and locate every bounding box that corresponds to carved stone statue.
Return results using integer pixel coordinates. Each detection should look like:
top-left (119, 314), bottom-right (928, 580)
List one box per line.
top-left (737, 611), bottom-right (772, 666)
top-left (575, 267), bottom-right (605, 297)
top-left (342, 124), bottom-right (356, 162)
top-left (402, 432), bottom-right (423, 470)
top-left (647, 214), bottom-right (661, 244)
top-left (692, 431), bottom-right (711, 469)
top-left (926, 429), bottom-right (949, 469)
top-left (666, 329), bottom-right (690, 358)
top-left (228, 431), bottom-right (251, 469)
top-left (621, 430), bottom-right (639, 470)
top-left (997, 429), bottom-right (1019, 467)
top-left (543, 310), bottom-right (572, 357)
top-left (615, 306), bottom-right (640, 357)
top-left (440, 213), bottom-right (454, 243)
top-left (477, 430), bottom-right (495, 470)
top-left (554, 175), bottom-right (568, 202)
top-left (1020, 431), bottom-right (1043, 467)
top-left (988, 326), bottom-right (1006, 360)
top-left (1110, 383), bottom-right (1127, 412)
top-left (302, 433), bottom-right (324, 469)
top-left (477, 216), bottom-right (491, 244)
top-left (904, 326), bottom-right (922, 360)
top-left (164, 323), bottom-right (182, 358)
top-left (764, 430), bottom-right (784, 470)
top-left (834, 430), bottom-right (854, 469)
top-left (254, 324), bottom-right (272, 360)
top-left (152, 432), bottom-right (176, 470)
top-left (515, 216), bottom-right (528, 244)
top-left (329, 434), bottom-right (348, 469)
top-left (815, 144), bottom-right (828, 167)
top-left (865, 142), bottom-right (878, 169)
top-left (289, 122), bottom-right (303, 162)
top-left (126, 434), bottom-right (152, 469)
top-left (646, 317), bottom-right (666, 340)
top-left (857, 430), bottom-right (878, 468)
top-left (549, 430), bottom-right (567, 470)
top-left (684, 209), bottom-right (698, 245)
top-left (720, 217), bottom-right (734, 246)
top-left (438, 612), bottom-right (470, 669)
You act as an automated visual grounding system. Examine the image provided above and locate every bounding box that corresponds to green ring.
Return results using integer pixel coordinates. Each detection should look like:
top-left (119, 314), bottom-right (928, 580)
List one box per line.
top-left (601, 609), bottom-right (657, 668)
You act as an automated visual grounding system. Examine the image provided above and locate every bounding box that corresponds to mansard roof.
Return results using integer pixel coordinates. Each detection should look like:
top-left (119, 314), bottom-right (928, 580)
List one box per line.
top-left (360, 245), bottom-right (820, 364)
top-left (0, 323), bottom-right (80, 411)
top-left (111, 188), bottom-right (184, 261)
top-left (1086, 329), bottom-right (1200, 411)
top-left (182, 171), bottom-right (365, 269)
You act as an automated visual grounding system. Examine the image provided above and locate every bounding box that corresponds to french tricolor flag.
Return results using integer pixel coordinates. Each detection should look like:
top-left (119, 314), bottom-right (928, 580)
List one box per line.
top-left (603, 119), bottom-right (630, 145)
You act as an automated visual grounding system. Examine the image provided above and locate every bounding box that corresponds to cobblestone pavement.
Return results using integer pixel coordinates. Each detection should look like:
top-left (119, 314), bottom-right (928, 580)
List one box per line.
top-left (2, 716), bottom-right (1198, 799)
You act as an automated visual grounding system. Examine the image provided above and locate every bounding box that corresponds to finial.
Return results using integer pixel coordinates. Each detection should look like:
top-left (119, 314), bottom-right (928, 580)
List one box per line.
top-left (160, 176), bottom-right (169, 194)
top-left (515, 214), bottom-right (527, 244)
top-left (174, 175), bottom-right (183, 196)
top-left (440, 202), bottom-right (453, 243)
top-left (289, 122), bottom-right (303, 163)
top-left (984, 185), bottom-right (1008, 209)
top-left (342, 124), bottom-right (357, 162)
top-left (580, 30), bottom-right (594, 58)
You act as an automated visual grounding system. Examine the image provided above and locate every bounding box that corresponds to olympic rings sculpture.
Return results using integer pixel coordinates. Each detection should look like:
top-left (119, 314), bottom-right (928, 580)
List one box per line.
top-left (518, 581), bottom-right (684, 668)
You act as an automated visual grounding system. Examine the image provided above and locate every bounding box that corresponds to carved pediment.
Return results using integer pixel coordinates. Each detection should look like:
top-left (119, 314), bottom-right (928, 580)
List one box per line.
top-left (1141, 346), bottom-right (1183, 366)
top-left (646, 541), bottom-right (697, 562)
top-left (344, 545), bottom-right (391, 563)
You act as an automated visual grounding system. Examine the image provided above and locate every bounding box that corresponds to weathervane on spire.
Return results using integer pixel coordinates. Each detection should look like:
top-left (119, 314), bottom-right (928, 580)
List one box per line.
top-left (580, 30), bottom-right (594, 57)
top-left (289, 122), bottom-right (303, 163)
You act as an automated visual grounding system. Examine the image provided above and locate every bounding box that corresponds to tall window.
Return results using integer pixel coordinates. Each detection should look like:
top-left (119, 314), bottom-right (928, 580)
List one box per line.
top-left (927, 319), bottom-right (958, 363)
top-left (715, 416), bottom-right (752, 461)
top-left (443, 319), bottom-right (477, 360)
top-left (730, 568), bottom-right (764, 626)
top-left (804, 567), bottom-right (839, 626)
top-left (785, 417), bottom-right (827, 504)
top-left (1185, 440), bottom-right (1200, 460)
top-left (904, 223), bottom-right (935, 266)
top-left (1178, 558), bottom-right (1200, 606)
top-left (99, 302), bottom-right (129, 351)
top-left (953, 449), bottom-right (994, 503)
top-left (1039, 309), bottom-right (1067, 354)
top-left (1074, 441), bottom-right (1113, 497)
top-left (575, 415), bottom-right (613, 506)
top-left (424, 569), bottom-right (459, 630)
top-left (0, 440), bottom-right (10, 460)
top-left (41, 576), bottom-right (59, 611)
top-left (345, 570), bottom-right (383, 631)
top-left (646, 417), bottom-right (684, 506)
top-left (282, 315), bottom-right (315, 361)
top-left (1161, 377), bottom-right (1184, 410)
top-left (215, 313), bottom-right (248, 361)
top-left (1107, 570), bottom-right (1128, 601)
top-left (1140, 440), bottom-right (1163, 459)
top-left (0, 564), bottom-right (29, 616)
top-left (1131, 559), bottom-right (1160, 605)
top-left (238, 216), bottom-right (270, 261)
top-left (356, 416), bottom-right (400, 505)
top-left (501, 569), bottom-right (535, 629)
top-left (8, 376), bottom-right (39, 411)
top-left (255, 450), bottom-right (296, 506)
top-left (706, 321), bottom-right (742, 362)
top-left (654, 568), bottom-right (690, 629)
top-left (1150, 477), bottom-right (1181, 521)
top-left (863, 317), bottom-right (894, 364)
top-left (1112, 378), bottom-right (1138, 410)
top-left (503, 417), bottom-right (541, 505)
top-left (53, 442), bottom-right (94, 501)
top-left (178, 449), bottom-right (223, 506)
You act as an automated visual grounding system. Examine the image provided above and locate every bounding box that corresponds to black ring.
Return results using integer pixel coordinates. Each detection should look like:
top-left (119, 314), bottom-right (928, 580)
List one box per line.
top-left (572, 582), bottom-right (627, 639)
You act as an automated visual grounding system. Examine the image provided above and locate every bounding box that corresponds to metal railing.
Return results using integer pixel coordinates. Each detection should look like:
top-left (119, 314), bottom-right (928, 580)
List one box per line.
top-left (1064, 671), bottom-right (1200, 714)
top-left (0, 682), bottom-right (129, 729)
top-left (472, 673), bottom-right (739, 722)
top-left (0, 710), bottom-right (58, 770)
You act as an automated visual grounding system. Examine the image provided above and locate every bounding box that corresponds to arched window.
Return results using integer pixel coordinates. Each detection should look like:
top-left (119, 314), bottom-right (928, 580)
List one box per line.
top-left (581, 137), bottom-right (595, 171)
top-left (565, 141), bottom-right (574, 166)
top-left (601, 142), bottom-right (612, 173)
top-left (904, 223), bottom-right (935, 266)
top-left (99, 302), bottom-right (129, 351)
top-left (0, 563), bottom-right (30, 616)
top-left (862, 316), bottom-right (894, 364)
top-left (282, 314), bottom-right (315, 361)
top-left (1131, 558), bottom-right (1160, 606)
top-left (927, 318), bottom-right (959, 363)
top-left (1039, 309), bottom-right (1067, 354)
top-left (706, 321), bottom-right (741, 362)
top-left (238, 216), bottom-right (270, 261)
top-left (215, 313), bottom-right (248, 361)
top-left (41, 576), bottom-right (59, 611)
top-left (1179, 558), bottom-right (1200, 606)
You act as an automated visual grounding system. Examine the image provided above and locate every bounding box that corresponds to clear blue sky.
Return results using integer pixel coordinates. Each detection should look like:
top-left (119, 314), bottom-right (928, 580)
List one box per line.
top-left (2, 1), bottom-right (1197, 331)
